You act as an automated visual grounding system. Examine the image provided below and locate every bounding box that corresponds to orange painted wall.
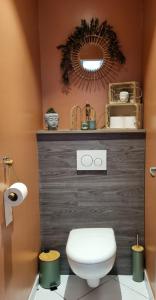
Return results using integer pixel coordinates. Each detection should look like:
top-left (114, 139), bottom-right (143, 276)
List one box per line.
top-left (1, 1), bottom-right (156, 299)
top-left (0, 1), bottom-right (42, 300)
top-left (143, 0), bottom-right (156, 297)
top-left (38, 0), bottom-right (143, 129)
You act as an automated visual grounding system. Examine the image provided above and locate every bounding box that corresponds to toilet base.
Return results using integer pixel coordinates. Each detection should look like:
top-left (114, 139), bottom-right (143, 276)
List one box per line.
top-left (87, 278), bottom-right (100, 288)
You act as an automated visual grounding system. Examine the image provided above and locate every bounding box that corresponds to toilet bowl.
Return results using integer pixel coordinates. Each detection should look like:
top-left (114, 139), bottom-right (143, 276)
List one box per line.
top-left (66, 228), bottom-right (116, 288)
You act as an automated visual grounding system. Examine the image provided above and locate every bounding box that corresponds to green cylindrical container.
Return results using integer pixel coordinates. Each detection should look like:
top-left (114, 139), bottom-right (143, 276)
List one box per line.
top-left (81, 121), bottom-right (88, 130)
top-left (39, 250), bottom-right (60, 289)
top-left (132, 244), bottom-right (144, 282)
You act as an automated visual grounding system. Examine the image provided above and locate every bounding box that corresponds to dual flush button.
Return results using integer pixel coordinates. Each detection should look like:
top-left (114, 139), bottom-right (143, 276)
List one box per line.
top-left (77, 150), bottom-right (107, 171)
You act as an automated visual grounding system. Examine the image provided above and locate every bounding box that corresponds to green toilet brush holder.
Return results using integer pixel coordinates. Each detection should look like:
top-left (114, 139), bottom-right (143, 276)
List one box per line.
top-left (131, 234), bottom-right (144, 282)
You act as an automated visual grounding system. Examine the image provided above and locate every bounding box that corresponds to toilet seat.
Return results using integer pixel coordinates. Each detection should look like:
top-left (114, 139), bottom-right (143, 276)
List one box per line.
top-left (66, 228), bottom-right (116, 264)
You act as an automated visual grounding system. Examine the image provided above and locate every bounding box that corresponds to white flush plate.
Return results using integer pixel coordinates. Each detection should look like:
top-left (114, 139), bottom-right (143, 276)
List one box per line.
top-left (77, 150), bottom-right (107, 171)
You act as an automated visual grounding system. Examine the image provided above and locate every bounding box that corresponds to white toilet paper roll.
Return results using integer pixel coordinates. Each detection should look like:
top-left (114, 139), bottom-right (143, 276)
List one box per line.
top-left (4, 182), bottom-right (28, 226)
top-left (4, 182), bottom-right (28, 207)
top-left (124, 116), bottom-right (136, 128)
top-left (110, 116), bottom-right (124, 128)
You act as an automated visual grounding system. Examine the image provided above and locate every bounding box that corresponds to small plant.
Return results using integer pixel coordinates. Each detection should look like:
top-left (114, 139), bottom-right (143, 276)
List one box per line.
top-left (46, 107), bottom-right (56, 114)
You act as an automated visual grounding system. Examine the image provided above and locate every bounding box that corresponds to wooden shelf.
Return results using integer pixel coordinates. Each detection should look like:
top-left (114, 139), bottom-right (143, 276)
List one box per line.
top-left (37, 129), bottom-right (145, 142)
top-left (37, 128), bottom-right (145, 134)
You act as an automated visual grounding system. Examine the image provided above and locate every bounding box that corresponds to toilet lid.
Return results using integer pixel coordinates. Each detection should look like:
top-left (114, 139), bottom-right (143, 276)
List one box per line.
top-left (66, 228), bottom-right (116, 264)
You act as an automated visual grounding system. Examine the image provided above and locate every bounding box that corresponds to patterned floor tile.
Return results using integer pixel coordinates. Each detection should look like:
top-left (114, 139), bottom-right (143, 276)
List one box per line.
top-left (56, 275), bottom-right (114, 300)
top-left (113, 275), bottom-right (149, 298)
top-left (34, 285), bottom-right (63, 300)
top-left (80, 278), bottom-right (149, 300)
top-left (34, 275), bottom-right (150, 300)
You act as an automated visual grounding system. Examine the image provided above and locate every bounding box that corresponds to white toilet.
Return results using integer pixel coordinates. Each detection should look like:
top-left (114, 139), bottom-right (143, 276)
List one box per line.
top-left (66, 228), bottom-right (116, 288)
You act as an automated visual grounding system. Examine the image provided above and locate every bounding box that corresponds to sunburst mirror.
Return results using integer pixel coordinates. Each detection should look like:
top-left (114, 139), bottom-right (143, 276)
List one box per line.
top-left (57, 18), bottom-right (126, 91)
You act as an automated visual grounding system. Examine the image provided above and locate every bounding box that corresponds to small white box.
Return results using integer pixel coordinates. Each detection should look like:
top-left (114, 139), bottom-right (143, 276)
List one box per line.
top-left (77, 150), bottom-right (107, 171)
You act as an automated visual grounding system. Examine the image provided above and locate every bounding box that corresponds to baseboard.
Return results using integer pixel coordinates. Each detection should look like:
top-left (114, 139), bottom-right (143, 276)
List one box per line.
top-left (144, 270), bottom-right (155, 300)
top-left (28, 274), bottom-right (39, 300)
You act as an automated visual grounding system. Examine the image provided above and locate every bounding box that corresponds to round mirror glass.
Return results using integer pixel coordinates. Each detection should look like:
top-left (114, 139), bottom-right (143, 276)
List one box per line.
top-left (79, 44), bottom-right (104, 72)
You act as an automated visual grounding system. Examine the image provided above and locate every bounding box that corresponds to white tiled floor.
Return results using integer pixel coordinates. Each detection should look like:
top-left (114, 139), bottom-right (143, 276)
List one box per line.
top-left (34, 275), bottom-right (150, 300)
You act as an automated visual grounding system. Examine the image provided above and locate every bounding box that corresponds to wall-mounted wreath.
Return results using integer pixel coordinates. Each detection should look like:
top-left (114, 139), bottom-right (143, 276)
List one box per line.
top-left (57, 18), bottom-right (126, 91)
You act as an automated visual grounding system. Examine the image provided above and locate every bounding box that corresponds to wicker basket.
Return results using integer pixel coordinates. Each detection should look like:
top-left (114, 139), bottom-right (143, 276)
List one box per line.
top-left (108, 81), bottom-right (142, 104)
top-left (105, 103), bottom-right (143, 129)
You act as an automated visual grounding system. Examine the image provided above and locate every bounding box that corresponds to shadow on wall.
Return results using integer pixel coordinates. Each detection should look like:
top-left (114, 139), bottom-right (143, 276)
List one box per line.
top-left (143, 11), bottom-right (156, 79)
top-left (13, 0), bottom-right (42, 93)
top-left (0, 1), bottom-right (42, 299)
top-left (143, 0), bottom-right (156, 296)
top-left (1, 223), bottom-right (13, 291)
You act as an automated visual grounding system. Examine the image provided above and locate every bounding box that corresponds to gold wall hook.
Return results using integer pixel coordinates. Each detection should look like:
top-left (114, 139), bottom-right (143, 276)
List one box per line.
top-left (150, 167), bottom-right (156, 177)
top-left (3, 157), bottom-right (14, 166)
